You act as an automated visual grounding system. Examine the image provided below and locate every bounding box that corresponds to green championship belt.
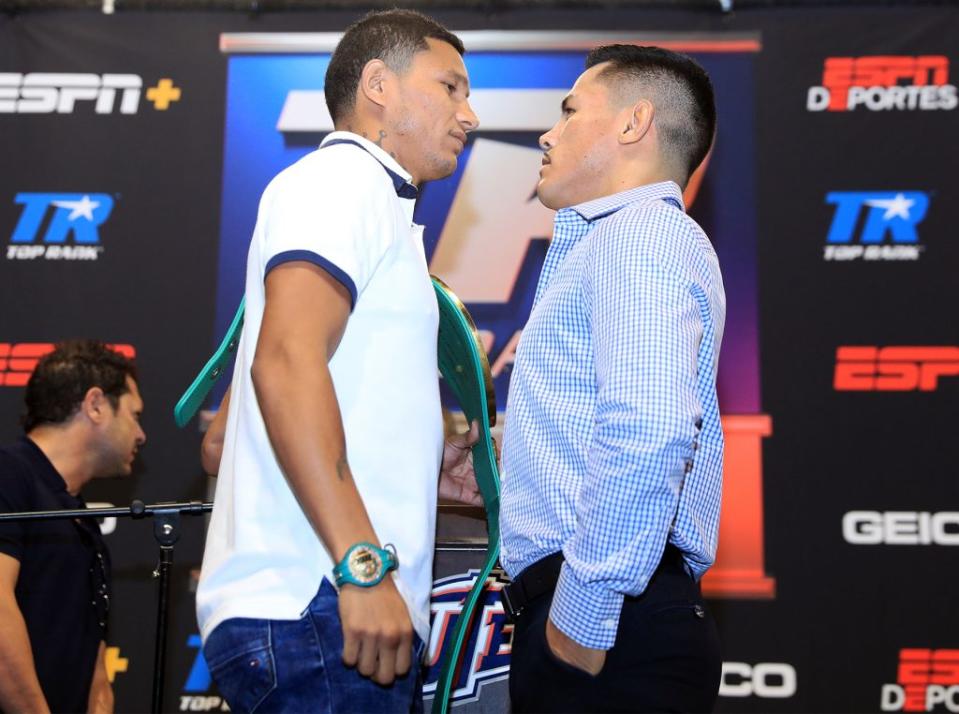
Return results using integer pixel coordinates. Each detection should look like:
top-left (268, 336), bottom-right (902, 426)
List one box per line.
top-left (173, 297), bottom-right (244, 428)
top-left (174, 279), bottom-right (501, 714)
top-left (430, 277), bottom-right (501, 714)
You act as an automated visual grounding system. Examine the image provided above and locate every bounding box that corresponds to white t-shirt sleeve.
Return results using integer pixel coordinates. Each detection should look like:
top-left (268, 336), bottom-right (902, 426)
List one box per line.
top-left (260, 151), bottom-right (395, 309)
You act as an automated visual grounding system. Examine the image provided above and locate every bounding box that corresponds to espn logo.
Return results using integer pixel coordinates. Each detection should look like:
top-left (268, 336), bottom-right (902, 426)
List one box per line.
top-left (881, 649), bottom-right (959, 712)
top-left (0, 73), bottom-right (181, 114)
top-left (834, 347), bottom-right (959, 392)
top-left (807, 56), bottom-right (958, 112)
top-left (0, 343), bottom-right (136, 387)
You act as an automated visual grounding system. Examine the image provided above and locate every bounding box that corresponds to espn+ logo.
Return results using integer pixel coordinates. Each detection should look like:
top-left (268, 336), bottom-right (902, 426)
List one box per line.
top-left (834, 347), bottom-right (959, 392)
top-left (882, 649), bottom-right (959, 712)
top-left (0, 73), bottom-right (181, 114)
top-left (0, 343), bottom-right (135, 387)
top-left (807, 56), bottom-right (958, 112)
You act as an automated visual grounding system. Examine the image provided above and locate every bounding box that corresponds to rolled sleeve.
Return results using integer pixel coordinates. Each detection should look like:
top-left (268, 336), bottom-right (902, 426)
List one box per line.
top-left (549, 561), bottom-right (624, 649)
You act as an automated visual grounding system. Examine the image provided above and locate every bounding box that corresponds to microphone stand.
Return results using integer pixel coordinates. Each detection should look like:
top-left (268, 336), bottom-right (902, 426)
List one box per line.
top-left (0, 499), bottom-right (212, 714)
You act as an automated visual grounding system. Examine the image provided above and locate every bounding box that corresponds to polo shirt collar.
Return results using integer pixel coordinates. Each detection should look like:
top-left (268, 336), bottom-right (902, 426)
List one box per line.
top-left (18, 436), bottom-right (71, 496)
top-left (567, 180), bottom-right (685, 222)
top-left (321, 131), bottom-right (418, 200)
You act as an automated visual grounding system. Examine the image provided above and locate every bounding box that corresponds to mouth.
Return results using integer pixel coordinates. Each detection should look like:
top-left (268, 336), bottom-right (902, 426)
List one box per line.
top-left (450, 131), bottom-right (467, 152)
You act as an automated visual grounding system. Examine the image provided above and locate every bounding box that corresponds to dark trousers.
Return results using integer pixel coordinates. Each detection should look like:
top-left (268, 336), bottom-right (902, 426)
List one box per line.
top-left (508, 548), bottom-right (721, 713)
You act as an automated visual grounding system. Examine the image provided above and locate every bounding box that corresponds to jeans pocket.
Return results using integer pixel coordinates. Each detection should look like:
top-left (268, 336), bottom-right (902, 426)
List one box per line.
top-left (648, 601), bottom-right (707, 625)
top-left (205, 622), bottom-right (278, 713)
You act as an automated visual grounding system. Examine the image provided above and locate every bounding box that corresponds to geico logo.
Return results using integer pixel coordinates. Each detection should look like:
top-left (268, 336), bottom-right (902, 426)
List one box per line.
top-left (834, 346), bottom-right (959, 391)
top-left (719, 662), bottom-right (796, 698)
top-left (0, 343), bottom-right (136, 387)
top-left (0, 73), bottom-right (142, 114)
top-left (843, 511), bottom-right (959, 545)
top-left (807, 56), bottom-right (958, 112)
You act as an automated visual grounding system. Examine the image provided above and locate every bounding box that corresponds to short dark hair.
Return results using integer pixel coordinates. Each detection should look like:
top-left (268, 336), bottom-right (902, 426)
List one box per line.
top-left (22, 340), bottom-right (138, 432)
top-left (586, 45), bottom-right (716, 185)
top-left (325, 9), bottom-right (465, 125)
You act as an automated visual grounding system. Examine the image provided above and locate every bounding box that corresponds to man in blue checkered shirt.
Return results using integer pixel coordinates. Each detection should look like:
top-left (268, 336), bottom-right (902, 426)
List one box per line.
top-left (501, 45), bottom-right (726, 713)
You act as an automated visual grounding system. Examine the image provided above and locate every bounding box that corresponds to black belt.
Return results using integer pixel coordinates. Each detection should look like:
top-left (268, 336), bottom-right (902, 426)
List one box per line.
top-left (501, 544), bottom-right (687, 622)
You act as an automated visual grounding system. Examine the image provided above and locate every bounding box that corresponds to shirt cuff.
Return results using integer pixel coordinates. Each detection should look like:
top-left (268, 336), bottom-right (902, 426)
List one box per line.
top-left (548, 561), bottom-right (624, 650)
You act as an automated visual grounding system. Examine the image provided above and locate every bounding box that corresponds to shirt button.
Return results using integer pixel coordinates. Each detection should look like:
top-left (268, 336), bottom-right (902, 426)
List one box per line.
top-left (602, 619), bottom-right (616, 629)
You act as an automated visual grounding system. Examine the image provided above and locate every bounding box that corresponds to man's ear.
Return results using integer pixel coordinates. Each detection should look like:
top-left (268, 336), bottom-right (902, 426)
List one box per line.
top-left (358, 58), bottom-right (391, 110)
top-left (81, 387), bottom-right (109, 425)
top-left (618, 99), bottom-right (654, 146)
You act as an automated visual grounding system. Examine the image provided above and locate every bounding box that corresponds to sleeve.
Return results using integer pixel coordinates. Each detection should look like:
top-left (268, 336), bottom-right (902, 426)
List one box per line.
top-left (548, 209), bottom-right (706, 650)
top-left (260, 153), bottom-right (396, 310)
top-left (0, 460), bottom-right (32, 561)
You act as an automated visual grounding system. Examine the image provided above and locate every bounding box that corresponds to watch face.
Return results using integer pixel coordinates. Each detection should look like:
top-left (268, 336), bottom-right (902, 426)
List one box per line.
top-left (348, 546), bottom-right (383, 584)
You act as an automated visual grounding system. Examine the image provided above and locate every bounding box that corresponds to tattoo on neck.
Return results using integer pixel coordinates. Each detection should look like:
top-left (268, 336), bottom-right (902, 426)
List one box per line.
top-left (335, 456), bottom-right (350, 482)
top-left (375, 130), bottom-right (387, 147)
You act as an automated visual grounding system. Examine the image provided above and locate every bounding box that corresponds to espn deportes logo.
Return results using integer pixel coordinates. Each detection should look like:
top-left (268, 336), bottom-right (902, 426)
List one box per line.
top-left (0, 343), bottom-right (135, 386)
top-left (844, 512), bottom-right (959, 546)
top-left (823, 192), bottom-right (929, 261)
top-left (807, 56), bottom-right (958, 112)
top-left (0, 73), bottom-right (181, 114)
top-left (834, 347), bottom-right (959, 391)
top-left (881, 649), bottom-right (959, 712)
top-left (7, 193), bottom-right (114, 261)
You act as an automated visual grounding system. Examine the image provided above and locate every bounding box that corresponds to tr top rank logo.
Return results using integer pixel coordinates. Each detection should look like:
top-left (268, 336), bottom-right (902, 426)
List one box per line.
top-left (807, 56), bottom-right (958, 112)
top-left (7, 193), bottom-right (115, 261)
top-left (823, 191), bottom-right (929, 261)
top-left (0, 73), bottom-right (181, 114)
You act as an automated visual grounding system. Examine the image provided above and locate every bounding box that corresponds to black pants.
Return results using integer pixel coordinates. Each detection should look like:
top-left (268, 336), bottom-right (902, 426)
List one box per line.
top-left (508, 549), bottom-right (721, 713)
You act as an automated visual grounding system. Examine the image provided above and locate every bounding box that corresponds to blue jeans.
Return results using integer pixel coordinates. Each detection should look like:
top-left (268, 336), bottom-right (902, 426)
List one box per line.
top-left (203, 579), bottom-right (425, 713)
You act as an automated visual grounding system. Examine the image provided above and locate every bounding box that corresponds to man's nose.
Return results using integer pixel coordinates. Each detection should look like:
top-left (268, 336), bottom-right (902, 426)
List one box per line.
top-left (459, 99), bottom-right (480, 132)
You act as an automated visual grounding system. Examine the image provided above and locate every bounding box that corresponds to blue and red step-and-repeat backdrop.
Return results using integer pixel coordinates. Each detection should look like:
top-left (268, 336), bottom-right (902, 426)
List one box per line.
top-left (1, 4), bottom-right (957, 712)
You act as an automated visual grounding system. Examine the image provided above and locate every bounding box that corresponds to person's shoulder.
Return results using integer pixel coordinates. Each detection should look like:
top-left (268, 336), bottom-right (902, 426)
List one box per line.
top-left (602, 201), bottom-right (716, 276)
top-left (0, 441), bottom-right (39, 507)
top-left (264, 144), bottom-right (393, 206)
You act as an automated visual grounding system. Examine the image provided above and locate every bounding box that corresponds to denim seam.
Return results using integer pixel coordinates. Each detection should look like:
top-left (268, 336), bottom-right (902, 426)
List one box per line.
top-left (247, 621), bottom-right (277, 713)
top-left (306, 605), bottom-right (335, 714)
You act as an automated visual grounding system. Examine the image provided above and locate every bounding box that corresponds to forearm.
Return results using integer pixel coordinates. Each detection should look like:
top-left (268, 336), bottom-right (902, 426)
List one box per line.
top-left (87, 641), bottom-right (113, 714)
top-left (0, 596), bottom-right (50, 714)
top-left (252, 349), bottom-right (379, 561)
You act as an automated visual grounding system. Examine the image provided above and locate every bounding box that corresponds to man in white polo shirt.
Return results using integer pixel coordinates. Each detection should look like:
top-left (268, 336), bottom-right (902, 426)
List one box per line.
top-left (196, 10), bottom-right (479, 711)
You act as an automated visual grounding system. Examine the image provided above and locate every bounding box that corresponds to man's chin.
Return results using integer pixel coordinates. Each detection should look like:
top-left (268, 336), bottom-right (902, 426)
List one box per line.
top-left (536, 183), bottom-right (567, 211)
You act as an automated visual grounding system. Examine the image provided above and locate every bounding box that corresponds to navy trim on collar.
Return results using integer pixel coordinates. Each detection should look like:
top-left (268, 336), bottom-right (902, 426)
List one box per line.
top-left (322, 139), bottom-right (418, 200)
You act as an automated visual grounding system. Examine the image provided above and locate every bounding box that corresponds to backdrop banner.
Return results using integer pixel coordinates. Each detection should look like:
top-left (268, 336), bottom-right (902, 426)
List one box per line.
top-left (0, 5), bottom-right (956, 712)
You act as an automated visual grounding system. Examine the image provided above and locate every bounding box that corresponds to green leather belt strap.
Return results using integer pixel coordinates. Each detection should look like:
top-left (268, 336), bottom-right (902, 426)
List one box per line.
top-left (430, 277), bottom-right (501, 714)
top-left (173, 297), bottom-right (245, 428)
top-left (172, 280), bottom-right (501, 714)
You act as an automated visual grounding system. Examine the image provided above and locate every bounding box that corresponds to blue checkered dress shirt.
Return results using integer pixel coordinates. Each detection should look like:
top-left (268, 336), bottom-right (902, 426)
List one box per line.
top-left (500, 181), bottom-right (726, 650)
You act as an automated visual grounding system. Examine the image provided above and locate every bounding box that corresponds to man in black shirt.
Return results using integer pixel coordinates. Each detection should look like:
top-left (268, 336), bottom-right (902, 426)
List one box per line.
top-left (0, 341), bottom-right (145, 713)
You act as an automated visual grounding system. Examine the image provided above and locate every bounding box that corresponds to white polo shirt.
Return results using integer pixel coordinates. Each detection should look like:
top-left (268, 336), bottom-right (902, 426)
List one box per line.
top-left (197, 132), bottom-right (443, 645)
